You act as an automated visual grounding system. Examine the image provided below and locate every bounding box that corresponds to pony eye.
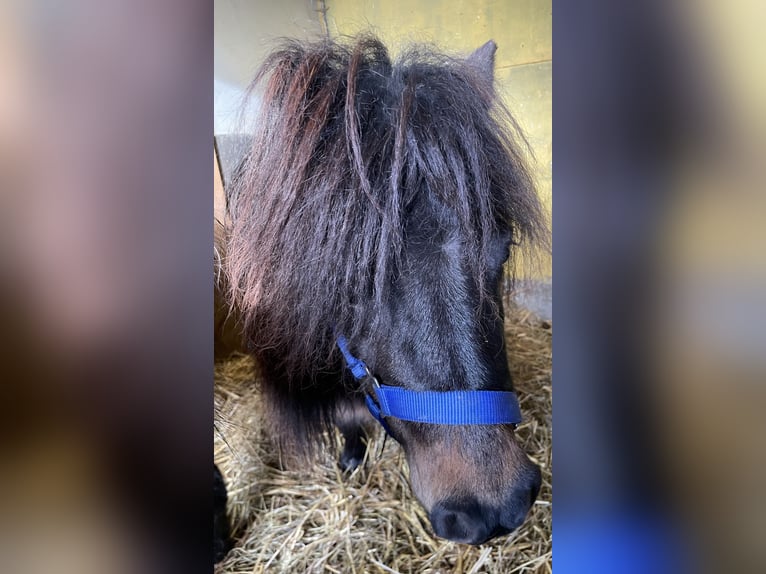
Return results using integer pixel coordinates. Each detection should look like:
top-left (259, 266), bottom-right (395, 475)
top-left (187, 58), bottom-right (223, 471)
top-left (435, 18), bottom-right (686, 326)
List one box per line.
top-left (489, 238), bottom-right (512, 270)
top-left (500, 244), bottom-right (511, 263)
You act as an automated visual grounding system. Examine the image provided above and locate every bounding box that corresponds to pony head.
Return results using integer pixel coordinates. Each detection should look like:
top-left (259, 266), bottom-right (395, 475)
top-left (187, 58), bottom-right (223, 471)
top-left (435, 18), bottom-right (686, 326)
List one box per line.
top-left (226, 34), bottom-right (546, 544)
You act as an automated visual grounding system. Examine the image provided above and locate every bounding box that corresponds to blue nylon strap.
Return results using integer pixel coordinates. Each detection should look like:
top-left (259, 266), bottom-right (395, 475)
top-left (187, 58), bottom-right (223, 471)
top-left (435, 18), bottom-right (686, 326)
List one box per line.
top-left (336, 334), bottom-right (370, 380)
top-left (336, 335), bottom-right (522, 427)
top-left (370, 385), bottom-right (522, 425)
top-left (364, 393), bottom-right (392, 434)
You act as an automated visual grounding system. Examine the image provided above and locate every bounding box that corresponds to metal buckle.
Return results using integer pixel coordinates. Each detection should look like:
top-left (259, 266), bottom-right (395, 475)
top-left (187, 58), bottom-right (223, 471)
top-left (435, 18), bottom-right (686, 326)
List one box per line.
top-left (362, 364), bottom-right (381, 391)
top-left (362, 365), bottom-right (384, 416)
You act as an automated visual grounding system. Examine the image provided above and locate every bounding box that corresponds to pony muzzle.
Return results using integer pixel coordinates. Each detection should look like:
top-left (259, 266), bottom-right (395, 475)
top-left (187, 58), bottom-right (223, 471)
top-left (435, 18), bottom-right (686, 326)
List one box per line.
top-left (429, 462), bottom-right (541, 545)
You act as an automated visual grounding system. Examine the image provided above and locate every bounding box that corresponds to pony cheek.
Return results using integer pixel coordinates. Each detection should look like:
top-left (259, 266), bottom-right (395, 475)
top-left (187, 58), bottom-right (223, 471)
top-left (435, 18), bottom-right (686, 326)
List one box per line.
top-left (403, 455), bottom-right (438, 512)
top-left (386, 429), bottom-right (435, 508)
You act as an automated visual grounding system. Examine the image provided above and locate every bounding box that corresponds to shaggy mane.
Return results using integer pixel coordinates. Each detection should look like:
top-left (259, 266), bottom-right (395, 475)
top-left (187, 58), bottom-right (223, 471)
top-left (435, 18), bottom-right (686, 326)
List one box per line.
top-left (225, 34), bottom-right (545, 385)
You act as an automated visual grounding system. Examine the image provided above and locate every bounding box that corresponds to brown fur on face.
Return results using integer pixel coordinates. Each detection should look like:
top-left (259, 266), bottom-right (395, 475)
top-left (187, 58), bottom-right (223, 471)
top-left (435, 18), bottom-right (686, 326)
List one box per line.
top-left (394, 422), bottom-right (534, 511)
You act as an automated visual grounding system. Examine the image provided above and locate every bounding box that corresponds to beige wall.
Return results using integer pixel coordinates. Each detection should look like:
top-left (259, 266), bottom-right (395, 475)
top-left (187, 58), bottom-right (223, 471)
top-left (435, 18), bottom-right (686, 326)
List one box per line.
top-left (215, 0), bottom-right (323, 88)
top-left (324, 0), bottom-right (552, 277)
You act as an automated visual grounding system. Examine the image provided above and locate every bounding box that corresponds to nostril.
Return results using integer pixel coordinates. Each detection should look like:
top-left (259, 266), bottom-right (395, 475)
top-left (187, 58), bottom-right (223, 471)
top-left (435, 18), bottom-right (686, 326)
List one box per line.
top-left (430, 500), bottom-right (491, 545)
top-left (433, 509), bottom-right (466, 539)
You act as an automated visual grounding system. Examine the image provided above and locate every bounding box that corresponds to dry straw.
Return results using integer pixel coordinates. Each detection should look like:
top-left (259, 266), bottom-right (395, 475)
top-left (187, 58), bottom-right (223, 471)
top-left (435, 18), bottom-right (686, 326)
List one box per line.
top-left (214, 305), bottom-right (551, 574)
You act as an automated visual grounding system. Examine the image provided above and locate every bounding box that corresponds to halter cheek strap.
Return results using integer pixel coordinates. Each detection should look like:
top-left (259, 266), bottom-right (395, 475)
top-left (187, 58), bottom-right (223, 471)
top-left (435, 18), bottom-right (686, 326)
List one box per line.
top-left (335, 335), bottom-right (523, 430)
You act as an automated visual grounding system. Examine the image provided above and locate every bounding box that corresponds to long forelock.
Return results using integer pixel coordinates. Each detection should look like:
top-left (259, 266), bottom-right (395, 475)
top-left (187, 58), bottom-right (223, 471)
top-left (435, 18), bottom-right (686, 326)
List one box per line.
top-left (225, 34), bottom-right (545, 382)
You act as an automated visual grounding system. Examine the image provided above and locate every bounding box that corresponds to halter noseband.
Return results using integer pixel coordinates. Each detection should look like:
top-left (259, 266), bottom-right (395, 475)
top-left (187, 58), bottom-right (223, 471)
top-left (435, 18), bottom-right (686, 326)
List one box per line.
top-left (336, 335), bottom-right (522, 433)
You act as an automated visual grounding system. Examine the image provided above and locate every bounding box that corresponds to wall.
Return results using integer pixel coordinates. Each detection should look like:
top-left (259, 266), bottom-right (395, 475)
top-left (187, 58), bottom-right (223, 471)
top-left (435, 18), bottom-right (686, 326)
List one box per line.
top-left (214, 0), bottom-right (324, 134)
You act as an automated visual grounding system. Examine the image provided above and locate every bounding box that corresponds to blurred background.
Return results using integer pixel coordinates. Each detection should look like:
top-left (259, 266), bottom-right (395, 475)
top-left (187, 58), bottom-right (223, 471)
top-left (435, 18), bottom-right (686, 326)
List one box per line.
top-left (0, 1), bottom-right (764, 573)
top-left (0, 1), bottom-right (212, 573)
top-left (554, 1), bottom-right (766, 572)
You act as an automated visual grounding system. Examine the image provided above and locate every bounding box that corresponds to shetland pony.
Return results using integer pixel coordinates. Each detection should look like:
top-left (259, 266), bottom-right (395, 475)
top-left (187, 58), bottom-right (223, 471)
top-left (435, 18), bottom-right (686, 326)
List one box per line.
top-left (224, 34), bottom-right (546, 545)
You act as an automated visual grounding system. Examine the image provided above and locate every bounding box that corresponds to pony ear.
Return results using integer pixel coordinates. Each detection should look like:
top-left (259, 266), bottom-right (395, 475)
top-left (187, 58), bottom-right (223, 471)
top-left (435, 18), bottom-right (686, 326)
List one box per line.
top-left (467, 40), bottom-right (497, 81)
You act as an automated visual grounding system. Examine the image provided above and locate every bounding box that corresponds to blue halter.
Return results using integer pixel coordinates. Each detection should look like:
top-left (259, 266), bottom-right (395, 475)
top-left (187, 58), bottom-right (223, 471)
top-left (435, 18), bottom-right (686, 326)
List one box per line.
top-left (336, 335), bottom-right (522, 431)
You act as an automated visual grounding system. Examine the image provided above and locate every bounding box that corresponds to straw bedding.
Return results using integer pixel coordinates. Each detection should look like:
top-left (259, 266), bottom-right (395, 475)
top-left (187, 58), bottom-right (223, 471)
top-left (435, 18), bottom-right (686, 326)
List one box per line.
top-left (214, 305), bottom-right (551, 574)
